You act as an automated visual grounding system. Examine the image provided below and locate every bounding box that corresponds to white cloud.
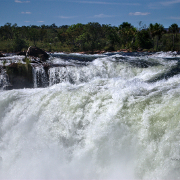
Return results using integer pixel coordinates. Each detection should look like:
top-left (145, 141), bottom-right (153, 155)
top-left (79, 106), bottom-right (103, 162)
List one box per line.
top-left (15, 0), bottom-right (30, 3)
top-left (129, 12), bottom-right (150, 16)
top-left (148, 0), bottom-right (180, 9)
top-left (21, 12), bottom-right (31, 14)
top-left (160, 0), bottom-right (180, 6)
top-left (148, 3), bottom-right (160, 9)
top-left (74, 1), bottom-right (140, 5)
top-left (168, 16), bottom-right (180, 19)
top-left (24, 21), bottom-right (30, 22)
top-left (93, 14), bottom-right (115, 18)
top-left (58, 16), bottom-right (77, 19)
top-left (37, 21), bottom-right (45, 22)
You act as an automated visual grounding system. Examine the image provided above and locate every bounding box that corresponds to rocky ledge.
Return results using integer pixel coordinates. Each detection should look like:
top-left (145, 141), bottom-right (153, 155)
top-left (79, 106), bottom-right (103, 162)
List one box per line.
top-left (26, 46), bottom-right (49, 61)
top-left (0, 47), bottom-right (49, 89)
top-left (0, 47), bottom-right (79, 90)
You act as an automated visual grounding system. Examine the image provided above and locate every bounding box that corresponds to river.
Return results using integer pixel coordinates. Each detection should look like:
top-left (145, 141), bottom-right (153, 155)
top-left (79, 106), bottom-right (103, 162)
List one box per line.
top-left (0, 51), bottom-right (180, 179)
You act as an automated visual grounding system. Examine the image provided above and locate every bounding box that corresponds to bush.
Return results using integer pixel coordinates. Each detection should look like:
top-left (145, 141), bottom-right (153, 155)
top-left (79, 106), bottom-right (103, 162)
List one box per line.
top-left (13, 38), bottom-right (27, 52)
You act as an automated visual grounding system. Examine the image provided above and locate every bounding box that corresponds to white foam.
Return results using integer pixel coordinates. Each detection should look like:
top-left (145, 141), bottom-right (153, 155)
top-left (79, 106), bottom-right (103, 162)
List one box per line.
top-left (1, 53), bottom-right (180, 179)
top-left (150, 51), bottom-right (180, 58)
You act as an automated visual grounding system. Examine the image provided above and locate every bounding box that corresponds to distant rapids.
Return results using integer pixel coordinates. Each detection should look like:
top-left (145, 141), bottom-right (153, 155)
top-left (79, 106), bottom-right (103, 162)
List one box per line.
top-left (1, 51), bottom-right (180, 179)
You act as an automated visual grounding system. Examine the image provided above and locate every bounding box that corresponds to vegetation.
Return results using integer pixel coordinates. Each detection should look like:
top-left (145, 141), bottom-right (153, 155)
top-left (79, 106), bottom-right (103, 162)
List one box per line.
top-left (0, 22), bottom-right (179, 53)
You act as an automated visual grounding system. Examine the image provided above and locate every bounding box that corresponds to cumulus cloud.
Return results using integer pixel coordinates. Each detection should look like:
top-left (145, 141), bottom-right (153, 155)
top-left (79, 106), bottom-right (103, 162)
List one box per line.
top-left (93, 14), bottom-right (115, 18)
top-left (129, 12), bottom-right (150, 16)
top-left (15, 0), bottom-right (30, 3)
top-left (21, 12), bottom-right (31, 14)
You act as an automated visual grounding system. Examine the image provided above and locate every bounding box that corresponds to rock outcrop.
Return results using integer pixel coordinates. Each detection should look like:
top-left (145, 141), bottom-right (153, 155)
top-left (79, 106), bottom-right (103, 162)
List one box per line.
top-left (26, 46), bottom-right (49, 61)
top-left (0, 53), bottom-right (5, 57)
top-left (5, 63), bottom-right (33, 89)
top-left (16, 51), bottom-right (26, 56)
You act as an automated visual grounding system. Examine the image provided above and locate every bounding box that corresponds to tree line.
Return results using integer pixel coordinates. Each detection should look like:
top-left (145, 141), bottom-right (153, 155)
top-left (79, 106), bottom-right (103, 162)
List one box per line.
top-left (0, 22), bottom-right (179, 53)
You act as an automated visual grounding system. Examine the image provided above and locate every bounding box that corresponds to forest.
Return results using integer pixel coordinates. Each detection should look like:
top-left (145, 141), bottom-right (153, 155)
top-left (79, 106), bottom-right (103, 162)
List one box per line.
top-left (0, 22), bottom-right (179, 53)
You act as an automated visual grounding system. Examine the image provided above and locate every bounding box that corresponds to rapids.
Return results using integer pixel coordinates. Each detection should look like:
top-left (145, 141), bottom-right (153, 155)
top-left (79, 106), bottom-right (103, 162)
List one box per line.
top-left (0, 52), bottom-right (180, 179)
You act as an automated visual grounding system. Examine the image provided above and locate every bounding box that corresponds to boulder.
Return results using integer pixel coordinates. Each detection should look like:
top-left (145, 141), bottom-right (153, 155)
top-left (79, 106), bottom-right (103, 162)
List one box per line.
top-left (26, 46), bottom-right (49, 61)
top-left (16, 51), bottom-right (26, 56)
top-left (0, 53), bottom-right (5, 57)
top-left (5, 63), bottom-right (34, 89)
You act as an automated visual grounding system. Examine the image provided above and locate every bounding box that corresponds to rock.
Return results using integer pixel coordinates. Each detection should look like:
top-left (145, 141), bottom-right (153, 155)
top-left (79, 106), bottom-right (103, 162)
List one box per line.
top-left (5, 63), bottom-right (34, 89)
top-left (16, 51), bottom-right (26, 55)
top-left (26, 46), bottom-right (49, 61)
top-left (0, 53), bottom-right (5, 57)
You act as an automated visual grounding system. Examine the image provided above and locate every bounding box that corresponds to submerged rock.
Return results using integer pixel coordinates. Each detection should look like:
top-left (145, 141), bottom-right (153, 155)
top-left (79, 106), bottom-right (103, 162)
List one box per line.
top-left (26, 46), bottom-right (49, 61)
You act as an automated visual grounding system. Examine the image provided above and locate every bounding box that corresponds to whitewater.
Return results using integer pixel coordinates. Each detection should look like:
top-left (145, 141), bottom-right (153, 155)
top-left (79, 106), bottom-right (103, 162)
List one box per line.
top-left (1, 51), bottom-right (180, 179)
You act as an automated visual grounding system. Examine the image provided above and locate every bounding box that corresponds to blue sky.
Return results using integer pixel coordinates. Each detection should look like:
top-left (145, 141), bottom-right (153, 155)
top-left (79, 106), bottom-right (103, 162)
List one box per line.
top-left (0, 0), bottom-right (180, 28)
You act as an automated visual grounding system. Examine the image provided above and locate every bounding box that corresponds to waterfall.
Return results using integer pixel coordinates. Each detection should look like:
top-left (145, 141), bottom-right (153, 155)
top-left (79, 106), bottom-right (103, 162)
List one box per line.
top-left (32, 65), bottom-right (49, 88)
top-left (0, 68), bottom-right (11, 90)
top-left (1, 52), bottom-right (180, 179)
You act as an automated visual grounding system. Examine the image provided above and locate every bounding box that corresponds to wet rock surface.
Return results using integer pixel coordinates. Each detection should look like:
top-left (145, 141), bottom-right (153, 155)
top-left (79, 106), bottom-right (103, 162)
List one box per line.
top-left (26, 46), bottom-right (49, 60)
top-left (5, 63), bottom-right (34, 89)
top-left (0, 53), bottom-right (5, 57)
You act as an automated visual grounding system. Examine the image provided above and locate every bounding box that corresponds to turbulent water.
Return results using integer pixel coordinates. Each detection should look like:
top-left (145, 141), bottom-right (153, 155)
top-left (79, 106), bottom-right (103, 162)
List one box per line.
top-left (1, 52), bottom-right (180, 179)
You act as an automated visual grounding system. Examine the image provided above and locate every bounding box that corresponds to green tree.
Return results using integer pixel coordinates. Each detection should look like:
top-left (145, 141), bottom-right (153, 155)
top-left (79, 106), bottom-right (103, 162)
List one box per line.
top-left (66, 23), bottom-right (85, 50)
top-left (75, 22), bottom-right (102, 52)
top-left (20, 26), bottom-right (30, 40)
top-left (136, 29), bottom-right (152, 50)
top-left (50, 23), bottom-right (57, 29)
top-left (169, 23), bottom-right (179, 50)
top-left (28, 27), bottom-right (39, 46)
top-left (57, 29), bottom-right (68, 43)
top-left (83, 22), bottom-right (103, 52)
top-left (13, 36), bottom-right (27, 52)
top-left (39, 25), bottom-right (47, 42)
top-left (148, 23), bottom-right (165, 51)
top-left (1, 23), bottom-right (14, 40)
top-left (119, 22), bottom-right (137, 49)
top-left (75, 33), bottom-right (88, 51)
top-left (103, 25), bottom-right (119, 51)
top-left (169, 23), bottom-right (179, 38)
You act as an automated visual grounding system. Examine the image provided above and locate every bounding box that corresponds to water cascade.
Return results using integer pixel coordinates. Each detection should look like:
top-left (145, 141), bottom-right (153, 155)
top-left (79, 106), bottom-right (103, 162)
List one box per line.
top-left (0, 68), bottom-right (11, 90)
top-left (32, 65), bottom-right (49, 88)
top-left (0, 52), bottom-right (180, 179)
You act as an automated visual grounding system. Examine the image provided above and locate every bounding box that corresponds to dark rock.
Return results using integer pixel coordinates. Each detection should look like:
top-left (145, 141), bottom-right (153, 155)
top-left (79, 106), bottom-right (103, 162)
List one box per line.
top-left (5, 63), bottom-right (34, 89)
top-left (26, 46), bottom-right (49, 61)
top-left (16, 51), bottom-right (26, 55)
top-left (0, 65), bottom-right (2, 73)
top-left (0, 53), bottom-right (5, 57)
